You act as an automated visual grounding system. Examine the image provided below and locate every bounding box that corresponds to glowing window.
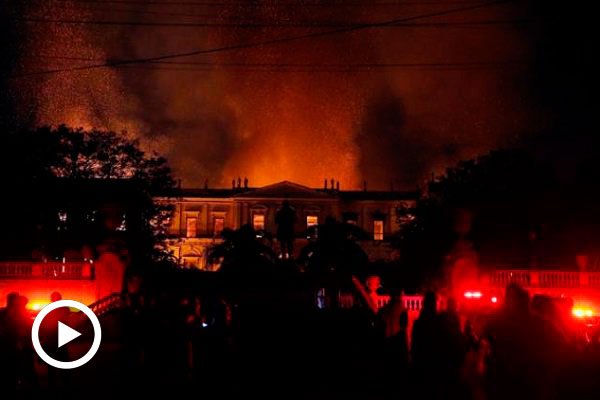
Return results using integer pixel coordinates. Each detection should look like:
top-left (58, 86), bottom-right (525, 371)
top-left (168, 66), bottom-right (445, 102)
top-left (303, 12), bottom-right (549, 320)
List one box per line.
top-left (58, 211), bottom-right (67, 222)
top-left (186, 217), bottom-right (197, 238)
top-left (213, 217), bottom-right (224, 237)
top-left (306, 215), bottom-right (318, 228)
top-left (253, 214), bottom-right (265, 231)
top-left (57, 211), bottom-right (68, 231)
top-left (373, 220), bottom-right (384, 241)
top-left (116, 213), bottom-right (127, 231)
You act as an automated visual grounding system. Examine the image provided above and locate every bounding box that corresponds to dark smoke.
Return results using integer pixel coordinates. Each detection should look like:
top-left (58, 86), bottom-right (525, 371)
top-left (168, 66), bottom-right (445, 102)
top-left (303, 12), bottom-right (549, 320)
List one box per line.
top-left (4, 0), bottom-right (594, 189)
top-left (356, 88), bottom-right (430, 189)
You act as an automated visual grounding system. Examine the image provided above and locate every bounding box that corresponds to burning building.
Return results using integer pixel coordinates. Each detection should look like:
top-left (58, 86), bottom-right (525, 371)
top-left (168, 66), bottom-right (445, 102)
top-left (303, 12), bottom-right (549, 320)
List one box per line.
top-left (157, 179), bottom-right (418, 269)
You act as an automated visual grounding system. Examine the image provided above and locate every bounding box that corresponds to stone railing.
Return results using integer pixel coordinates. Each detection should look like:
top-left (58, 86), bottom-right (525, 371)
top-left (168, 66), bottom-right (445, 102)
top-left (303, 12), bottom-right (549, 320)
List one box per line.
top-left (0, 262), bottom-right (94, 280)
top-left (338, 293), bottom-right (443, 312)
top-left (486, 270), bottom-right (600, 289)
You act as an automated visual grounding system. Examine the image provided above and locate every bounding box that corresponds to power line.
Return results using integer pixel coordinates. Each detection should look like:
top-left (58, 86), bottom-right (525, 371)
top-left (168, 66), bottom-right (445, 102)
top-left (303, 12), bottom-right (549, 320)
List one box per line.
top-left (29, 56), bottom-right (526, 70)
top-left (16, 0), bottom-right (495, 7)
top-left (17, 17), bottom-right (536, 28)
top-left (12, 0), bottom-right (510, 78)
top-left (110, 61), bottom-right (526, 72)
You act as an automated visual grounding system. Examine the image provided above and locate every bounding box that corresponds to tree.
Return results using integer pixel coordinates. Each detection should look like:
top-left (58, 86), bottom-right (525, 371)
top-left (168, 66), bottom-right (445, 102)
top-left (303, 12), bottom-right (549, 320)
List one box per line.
top-left (396, 147), bottom-right (559, 285)
top-left (208, 224), bottom-right (278, 276)
top-left (0, 125), bottom-right (176, 262)
top-left (297, 217), bottom-right (369, 275)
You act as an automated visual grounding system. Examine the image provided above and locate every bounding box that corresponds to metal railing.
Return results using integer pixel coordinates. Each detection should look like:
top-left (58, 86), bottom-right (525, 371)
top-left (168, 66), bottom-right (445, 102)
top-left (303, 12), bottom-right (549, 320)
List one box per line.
top-left (89, 292), bottom-right (124, 317)
top-left (0, 262), bottom-right (94, 280)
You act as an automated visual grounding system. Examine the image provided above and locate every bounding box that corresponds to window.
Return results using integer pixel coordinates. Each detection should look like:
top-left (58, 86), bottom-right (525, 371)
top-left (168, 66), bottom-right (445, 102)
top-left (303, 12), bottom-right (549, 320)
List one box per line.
top-left (373, 220), bottom-right (384, 241)
top-left (253, 214), bottom-right (265, 231)
top-left (213, 217), bottom-right (224, 237)
top-left (306, 215), bottom-right (318, 228)
top-left (57, 210), bottom-right (68, 231)
top-left (306, 215), bottom-right (319, 239)
top-left (116, 213), bottom-right (127, 231)
top-left (343, 211), bottom-right (358, 225)
top-left (86, 210), bottom-right (97, 223)
top-left (186, 217), bottom-right (197, 238)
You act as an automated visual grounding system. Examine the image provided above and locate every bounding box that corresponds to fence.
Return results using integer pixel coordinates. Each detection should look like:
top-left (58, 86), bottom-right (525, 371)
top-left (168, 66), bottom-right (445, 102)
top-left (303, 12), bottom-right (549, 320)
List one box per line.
top-left (486, 270), bottom-right (600, 289)
top-left (0, 262), bottom-right (94, 280)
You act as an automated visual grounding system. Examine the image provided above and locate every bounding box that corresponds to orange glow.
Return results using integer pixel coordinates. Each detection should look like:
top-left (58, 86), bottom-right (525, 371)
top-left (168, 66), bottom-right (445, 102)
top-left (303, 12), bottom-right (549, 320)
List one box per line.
top-left (572, 307), bottom-right (594, 318)
top-left (29, 302), bottom-right (49, 311)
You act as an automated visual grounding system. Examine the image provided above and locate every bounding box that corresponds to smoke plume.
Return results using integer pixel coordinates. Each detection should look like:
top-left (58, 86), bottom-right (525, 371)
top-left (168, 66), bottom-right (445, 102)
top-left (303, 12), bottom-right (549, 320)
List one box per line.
top-left (7, 0), bottom-right (551, 189)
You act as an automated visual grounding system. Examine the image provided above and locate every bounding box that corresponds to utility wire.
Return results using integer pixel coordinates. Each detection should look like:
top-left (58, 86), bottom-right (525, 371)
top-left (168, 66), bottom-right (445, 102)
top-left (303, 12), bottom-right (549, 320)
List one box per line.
top-left (17, 17), bottom-right (536, 28)
top-left (30, 55), bottom-right (526, 70)
top-left (14, 0), bottom-right (495, 7)
top-left (11, 0), bottom-right (510, 78)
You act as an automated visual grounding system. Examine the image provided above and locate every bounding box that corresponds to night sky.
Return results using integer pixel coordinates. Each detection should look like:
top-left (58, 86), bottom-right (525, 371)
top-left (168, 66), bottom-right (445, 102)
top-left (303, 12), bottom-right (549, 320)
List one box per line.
top-left (1, 0), bottom-right (597, 189)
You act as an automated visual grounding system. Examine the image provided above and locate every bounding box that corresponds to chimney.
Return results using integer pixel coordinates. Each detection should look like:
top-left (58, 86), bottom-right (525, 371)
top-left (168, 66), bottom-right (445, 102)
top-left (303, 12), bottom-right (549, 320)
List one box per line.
top-left (237, 176), bottom-right (241, 188)
top-left (363, 180), bottom-right (367, 192)
top-left (232, 179), bottom-right (236, 189)
top-left (244, 177), bottom-right (248, 189)
top-left (330, 178), bottom-right (334, 190)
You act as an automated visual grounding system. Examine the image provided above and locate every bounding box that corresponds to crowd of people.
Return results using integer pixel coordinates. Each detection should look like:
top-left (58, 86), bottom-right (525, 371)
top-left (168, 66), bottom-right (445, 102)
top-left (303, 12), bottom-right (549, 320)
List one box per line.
top-left (0, 292), bottom-right (35, 395)
top-left (0, 279), bottom-right (597, 399)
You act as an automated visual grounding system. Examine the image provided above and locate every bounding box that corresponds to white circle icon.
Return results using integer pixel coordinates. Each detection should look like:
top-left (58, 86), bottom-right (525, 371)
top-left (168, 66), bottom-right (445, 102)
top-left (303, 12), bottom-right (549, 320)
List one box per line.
top-left (31, 299), bottom-right (102, 370)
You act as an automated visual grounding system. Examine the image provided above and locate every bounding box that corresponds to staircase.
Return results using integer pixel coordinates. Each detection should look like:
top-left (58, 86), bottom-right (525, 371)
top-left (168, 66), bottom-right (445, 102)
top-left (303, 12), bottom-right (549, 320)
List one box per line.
top-left (88, 292), bottom-right (124, 318)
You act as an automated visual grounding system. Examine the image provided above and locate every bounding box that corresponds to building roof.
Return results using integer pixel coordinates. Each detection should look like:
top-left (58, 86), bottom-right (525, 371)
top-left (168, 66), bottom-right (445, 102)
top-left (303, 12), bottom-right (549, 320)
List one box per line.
top-left (336, 190), bottom-right (419, 201)
top-left (233, 181), bottom-right (334, 199)
top-left (164, 180), bottom-right (418, 202)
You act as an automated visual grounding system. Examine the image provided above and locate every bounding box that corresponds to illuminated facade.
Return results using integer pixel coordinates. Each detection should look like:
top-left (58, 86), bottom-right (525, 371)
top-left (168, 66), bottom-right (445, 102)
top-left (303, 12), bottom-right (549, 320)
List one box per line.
top-left (158, 181), bottom-right (418, 269)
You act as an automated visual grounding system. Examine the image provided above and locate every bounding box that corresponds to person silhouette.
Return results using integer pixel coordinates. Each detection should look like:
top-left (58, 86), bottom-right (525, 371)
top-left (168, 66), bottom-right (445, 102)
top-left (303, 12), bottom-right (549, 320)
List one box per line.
top-left (411, 291), bottom-right (441, 398)
top-left (437, 297), bottom-right (466, 397)
top-left (484, 283), bottom-right (567, 400)
top-left (0, 292), bottom-right (21, 394)
top-left (381, 289), bottom-right (409, 391)
top-left (275, 200), bottom-right (296, 259)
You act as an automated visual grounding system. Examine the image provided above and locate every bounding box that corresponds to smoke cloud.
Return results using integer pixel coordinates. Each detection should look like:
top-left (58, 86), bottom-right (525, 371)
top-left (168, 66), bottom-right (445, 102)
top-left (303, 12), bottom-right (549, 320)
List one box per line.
top-left (7, 0), bottom-right (550, 189)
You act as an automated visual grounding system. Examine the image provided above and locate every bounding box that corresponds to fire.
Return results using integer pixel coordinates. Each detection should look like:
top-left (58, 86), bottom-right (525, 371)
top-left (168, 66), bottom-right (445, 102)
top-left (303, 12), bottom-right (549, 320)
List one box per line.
top-left (14, 0), bottom-right (531, 189)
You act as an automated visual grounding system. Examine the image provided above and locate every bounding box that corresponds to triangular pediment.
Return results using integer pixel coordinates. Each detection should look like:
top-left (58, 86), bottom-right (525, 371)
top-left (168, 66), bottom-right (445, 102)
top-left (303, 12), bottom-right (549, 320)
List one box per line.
top-left (234, 181), bottom-right (333, 199)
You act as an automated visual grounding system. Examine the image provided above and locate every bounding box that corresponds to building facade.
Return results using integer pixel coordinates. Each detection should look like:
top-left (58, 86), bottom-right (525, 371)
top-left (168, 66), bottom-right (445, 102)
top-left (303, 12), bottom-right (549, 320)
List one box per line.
top-left (158, 181), bottom-right (418, 269)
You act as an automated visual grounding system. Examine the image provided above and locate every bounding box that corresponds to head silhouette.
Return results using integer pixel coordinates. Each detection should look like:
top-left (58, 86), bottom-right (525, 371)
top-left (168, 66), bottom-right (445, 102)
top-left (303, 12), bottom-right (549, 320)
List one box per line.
top-left (504, 283), bottom-right (530, 315)
top-left (421, 291), bottom-right (437, 317)
top-left (366, 275), bottom-right (381, 293)
top-left (446, 297), bottom-right (458, 313)
top-left (51, 291), bottom-right (62, 302)
top-left (6, 292), bottom-right (19, 308)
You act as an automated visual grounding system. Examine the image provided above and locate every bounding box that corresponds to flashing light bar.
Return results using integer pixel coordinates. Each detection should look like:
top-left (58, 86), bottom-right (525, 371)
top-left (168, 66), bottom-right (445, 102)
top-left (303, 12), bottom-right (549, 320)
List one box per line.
top-left (572, 307), bottom-right (594, 318)
top-left (464, 291), bottom-right (482, 299)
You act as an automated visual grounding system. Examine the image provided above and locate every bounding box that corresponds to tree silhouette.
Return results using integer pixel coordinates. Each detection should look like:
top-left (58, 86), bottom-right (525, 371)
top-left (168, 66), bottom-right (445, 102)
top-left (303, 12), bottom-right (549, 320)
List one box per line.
top-left (396, 147), bottom-right (560, 284)
top-left (0, 125), bottom-right (175, 262)
top-left (298, 217), bottom-right (369, 275)
top-left (208, 224), bottom-right (277, 277)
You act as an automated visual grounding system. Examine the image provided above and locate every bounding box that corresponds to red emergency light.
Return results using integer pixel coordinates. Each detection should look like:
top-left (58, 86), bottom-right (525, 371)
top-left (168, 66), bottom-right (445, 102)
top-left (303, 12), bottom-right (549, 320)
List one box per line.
top-left (464, 291), bottom-right (482, 299)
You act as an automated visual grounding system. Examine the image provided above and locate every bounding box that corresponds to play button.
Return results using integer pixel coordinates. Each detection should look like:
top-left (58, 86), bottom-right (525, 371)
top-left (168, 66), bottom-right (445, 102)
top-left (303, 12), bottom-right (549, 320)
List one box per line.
top-left (58, 321), bottom-right (82, 348)
top-left (32, 299), bottom-right (102, 369)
